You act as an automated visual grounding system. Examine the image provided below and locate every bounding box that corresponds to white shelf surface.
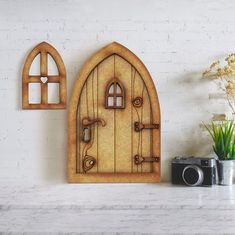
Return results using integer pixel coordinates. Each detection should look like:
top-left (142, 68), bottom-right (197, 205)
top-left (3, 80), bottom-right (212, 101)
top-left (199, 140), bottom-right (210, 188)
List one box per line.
top-left (1, 183), bottom-right (235, 234)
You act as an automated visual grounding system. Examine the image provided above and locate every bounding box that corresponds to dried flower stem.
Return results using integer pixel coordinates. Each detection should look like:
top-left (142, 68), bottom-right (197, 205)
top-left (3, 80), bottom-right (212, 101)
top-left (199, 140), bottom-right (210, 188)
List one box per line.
top-left (203, 54), bottom-right (235, 114)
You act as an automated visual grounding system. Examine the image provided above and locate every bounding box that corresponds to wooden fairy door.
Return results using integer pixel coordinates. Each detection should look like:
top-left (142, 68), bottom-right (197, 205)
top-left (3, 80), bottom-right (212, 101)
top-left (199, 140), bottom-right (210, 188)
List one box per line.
top-left (68, 42), bottom-right (161, 183)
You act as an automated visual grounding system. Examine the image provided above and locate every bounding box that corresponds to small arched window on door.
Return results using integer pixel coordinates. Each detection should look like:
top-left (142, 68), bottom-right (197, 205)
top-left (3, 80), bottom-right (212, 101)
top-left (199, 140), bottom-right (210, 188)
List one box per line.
top-left (105, 80), bottom-right (125, 109)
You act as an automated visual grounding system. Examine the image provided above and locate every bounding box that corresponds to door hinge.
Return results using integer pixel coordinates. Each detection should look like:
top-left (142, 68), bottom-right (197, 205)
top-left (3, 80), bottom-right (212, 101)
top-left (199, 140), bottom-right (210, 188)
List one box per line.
top-left (134, 155), bottom-right (160, 165)
top-left (134, 122), bottom-right (160, 132)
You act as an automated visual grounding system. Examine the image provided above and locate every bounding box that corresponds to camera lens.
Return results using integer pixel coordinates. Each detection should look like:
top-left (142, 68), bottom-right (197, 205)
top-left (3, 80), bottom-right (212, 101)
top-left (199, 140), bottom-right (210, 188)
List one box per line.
top-left (182, 165), bottom-right (204, 186)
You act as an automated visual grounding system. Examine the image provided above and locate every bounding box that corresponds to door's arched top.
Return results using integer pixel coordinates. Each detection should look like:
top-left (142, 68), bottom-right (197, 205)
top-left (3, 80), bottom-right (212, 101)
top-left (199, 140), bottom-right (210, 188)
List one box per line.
top-left (69, 42), bottom-right (160, 123)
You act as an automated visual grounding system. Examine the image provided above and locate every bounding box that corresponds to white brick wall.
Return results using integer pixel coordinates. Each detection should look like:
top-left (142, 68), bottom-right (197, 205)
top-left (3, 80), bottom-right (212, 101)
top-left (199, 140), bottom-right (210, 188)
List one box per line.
top-left (0, 0), bottom-right (233, 183)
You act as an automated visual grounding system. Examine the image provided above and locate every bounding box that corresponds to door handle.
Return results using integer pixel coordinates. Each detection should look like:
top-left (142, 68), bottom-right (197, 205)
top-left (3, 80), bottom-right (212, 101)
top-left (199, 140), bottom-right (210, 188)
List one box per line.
top-left (82, 118), bottom-right (106, 143)
top-left (82, 117), bottom-right (106, 127)
top-left (134, 154), bottom-right (160, 165)
top-left (134, 122), bottom-right (159, 132)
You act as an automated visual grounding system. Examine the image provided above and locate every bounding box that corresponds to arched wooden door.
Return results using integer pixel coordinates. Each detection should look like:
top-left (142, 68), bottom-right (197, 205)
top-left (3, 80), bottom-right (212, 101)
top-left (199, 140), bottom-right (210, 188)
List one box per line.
top-left (68, 42), bottom-right (160, 183)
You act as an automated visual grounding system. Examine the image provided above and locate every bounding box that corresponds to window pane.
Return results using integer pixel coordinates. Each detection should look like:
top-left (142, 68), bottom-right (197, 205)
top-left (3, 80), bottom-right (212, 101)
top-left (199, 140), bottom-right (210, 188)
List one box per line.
top-left (116, 97), bottom-right (122, 107)
top-left (48, 83), bottom-right (60, 104)
top-left (108, 97), bottom-right (114, 107)
top-left (29, 83), bottom-right (41, 104)
top-left (29, 54), bottom-right (40, 75)
top-left (108, 84), bottom-right (114, 94)
top-left (48, 54), bottom-right (59, 75)
top-left (116, 84), bottom-right (121, 94)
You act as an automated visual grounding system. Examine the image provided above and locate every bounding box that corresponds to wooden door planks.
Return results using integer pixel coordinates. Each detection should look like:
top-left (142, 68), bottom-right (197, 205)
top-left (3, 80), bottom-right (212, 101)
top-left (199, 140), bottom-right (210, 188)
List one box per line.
top-left (68, 42), bottom-right (161, 183)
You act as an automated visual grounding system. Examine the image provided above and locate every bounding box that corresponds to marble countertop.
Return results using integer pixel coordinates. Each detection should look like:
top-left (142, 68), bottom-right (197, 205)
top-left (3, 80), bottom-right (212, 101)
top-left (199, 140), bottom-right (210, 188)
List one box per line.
top-left (1, 183), bottom-right (235, 234)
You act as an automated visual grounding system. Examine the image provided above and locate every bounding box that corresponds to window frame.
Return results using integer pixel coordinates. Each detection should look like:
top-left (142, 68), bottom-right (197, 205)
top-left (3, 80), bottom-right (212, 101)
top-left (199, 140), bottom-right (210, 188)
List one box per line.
top-left (22, 41), bottom-right (66, 109)
top-left (105, 79), bottom-right (125, 109)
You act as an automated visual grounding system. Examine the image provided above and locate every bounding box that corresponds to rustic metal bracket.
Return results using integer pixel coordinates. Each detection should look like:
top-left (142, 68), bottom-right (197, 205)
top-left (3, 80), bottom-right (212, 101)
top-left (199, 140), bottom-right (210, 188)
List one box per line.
top-left (134, 122), bottom-right (160, 132)
top-left (134, 155), bottom-right (160, 165)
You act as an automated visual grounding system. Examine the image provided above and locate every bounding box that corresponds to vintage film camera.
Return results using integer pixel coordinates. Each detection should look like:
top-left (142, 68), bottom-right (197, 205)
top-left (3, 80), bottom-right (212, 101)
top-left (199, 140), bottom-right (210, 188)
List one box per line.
top-left (172, 156), bottom-right (217, 186)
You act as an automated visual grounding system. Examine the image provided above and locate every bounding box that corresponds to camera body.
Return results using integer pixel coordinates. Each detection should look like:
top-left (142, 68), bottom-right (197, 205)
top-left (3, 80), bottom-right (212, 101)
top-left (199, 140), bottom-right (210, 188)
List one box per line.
top-left (172, 156), bottom-right (217, 186)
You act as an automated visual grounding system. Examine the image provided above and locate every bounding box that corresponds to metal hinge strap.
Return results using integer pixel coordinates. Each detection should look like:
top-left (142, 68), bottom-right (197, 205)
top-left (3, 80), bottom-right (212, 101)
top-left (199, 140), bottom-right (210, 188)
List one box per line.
top-left (134, 155), bottom-right (160, 165)
top-left (134, 122), bottom-right (160, 132)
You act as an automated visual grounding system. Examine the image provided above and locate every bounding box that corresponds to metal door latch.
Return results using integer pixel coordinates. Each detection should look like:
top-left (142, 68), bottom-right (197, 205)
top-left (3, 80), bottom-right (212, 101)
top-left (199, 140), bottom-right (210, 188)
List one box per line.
top-left (134, 122), bottom-right (159, 132)
top-left (134, 155), bottom-right (160, 165)
top-left (82, 117), bottom-right (106, 143)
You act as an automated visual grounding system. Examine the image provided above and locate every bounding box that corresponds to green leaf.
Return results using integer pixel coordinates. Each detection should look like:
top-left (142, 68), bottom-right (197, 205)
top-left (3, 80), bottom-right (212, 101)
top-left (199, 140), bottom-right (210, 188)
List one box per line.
top-left (204, 120), bottom-right (235, 160)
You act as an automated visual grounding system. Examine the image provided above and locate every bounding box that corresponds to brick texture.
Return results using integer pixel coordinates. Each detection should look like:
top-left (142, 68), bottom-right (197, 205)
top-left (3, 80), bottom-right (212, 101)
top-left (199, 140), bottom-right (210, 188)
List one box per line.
top-left (0, 0), bottom-right (233, 183)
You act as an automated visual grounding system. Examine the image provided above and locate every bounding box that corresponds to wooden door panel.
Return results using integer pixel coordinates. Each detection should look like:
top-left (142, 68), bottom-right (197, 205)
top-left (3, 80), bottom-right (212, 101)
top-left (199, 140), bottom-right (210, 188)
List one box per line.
top-left (77, 79), bottom-right (86, 173)
top-left (92, 68), bottom-right (99, 173)
top-left (77, 71), bottom-right (99, 173)
top-left (115, 55), bottom-right (132, 173)
top-left (85, 70), bottom-right (99, 173)
top-left (85, 71), bottom-right (98, 173)
top-left (69, 42), bottom-right (161, 183)
top-left (77, 55), bottom-right (152, 174)
top-left (96, 56), bottom-right (115, 173)
top-left (132, 71), bottom-right (145, 173)
top-left (141, 87), bottom-right (152, 173)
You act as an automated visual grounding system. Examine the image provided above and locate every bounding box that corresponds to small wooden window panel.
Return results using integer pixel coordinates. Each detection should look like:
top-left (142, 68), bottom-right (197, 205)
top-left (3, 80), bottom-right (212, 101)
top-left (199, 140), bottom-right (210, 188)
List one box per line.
top-left (105, 80), bottom-right (125, 109)
top-left (22, 41), bottom-right (66, 109)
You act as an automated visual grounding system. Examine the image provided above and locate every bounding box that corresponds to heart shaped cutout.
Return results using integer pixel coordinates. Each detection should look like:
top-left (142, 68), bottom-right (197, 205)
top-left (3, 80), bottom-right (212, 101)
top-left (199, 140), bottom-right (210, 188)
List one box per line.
top-left (40, 76), bottom-right (48, 84)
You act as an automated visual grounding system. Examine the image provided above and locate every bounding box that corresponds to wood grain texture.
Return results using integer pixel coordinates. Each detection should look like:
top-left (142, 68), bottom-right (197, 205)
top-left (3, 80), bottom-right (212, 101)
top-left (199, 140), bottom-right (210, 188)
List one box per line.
top-left (141, 87), bottom-right (152, 173)
top-left (115, 55), bottom-right (132, 173)
top-left (97, 56), bottom-right (115, 172)
top-left (68, 42), bottom-right (161, 183)
top-left (132, 71), bottom-right (145, 173)
top-left (22, 41), bottom-right (66, 109)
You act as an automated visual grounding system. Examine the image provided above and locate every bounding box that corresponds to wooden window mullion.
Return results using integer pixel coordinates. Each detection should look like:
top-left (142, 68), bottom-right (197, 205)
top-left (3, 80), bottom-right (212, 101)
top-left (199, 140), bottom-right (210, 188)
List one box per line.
top-left (28, 76), bottom-right (41, 83)
top-left (40, 50), bottom-right (48, 104)
top-left (47, 76), bottom-right (61, 83)
top-left (113, 82), bottom-right (117, 108)
top-left (41, 83), bottom-right (48, 104)
top-left (40, 51), bottom-right (48, 77)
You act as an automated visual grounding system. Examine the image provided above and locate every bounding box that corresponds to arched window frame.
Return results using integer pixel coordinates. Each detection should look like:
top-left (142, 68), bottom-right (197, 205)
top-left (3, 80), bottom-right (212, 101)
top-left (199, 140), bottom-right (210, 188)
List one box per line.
top-left (105, 79), bottom-right (125, 109)
top-left (22, 41), bottom-right (66, 109)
